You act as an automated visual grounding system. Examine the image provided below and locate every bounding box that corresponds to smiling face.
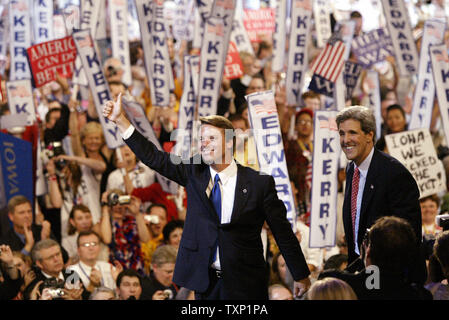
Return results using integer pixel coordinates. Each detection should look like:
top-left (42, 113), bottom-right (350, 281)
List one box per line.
top-left (386, 108), bottom-right (406, 133)
top-left (339, 119), bottom-right (374, 166)
top-left (200, 124), bottom-right (230, 165)
top-left (82, 132), bottom-right (103, 153)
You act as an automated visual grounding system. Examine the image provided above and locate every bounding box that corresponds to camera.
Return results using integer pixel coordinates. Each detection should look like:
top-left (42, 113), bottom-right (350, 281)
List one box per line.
top-left (44, 141), bottom-right (67, 170)
top-left (108, 193), bottom-right (131, 206)
top-left (46, 288), bottom-right (65, 298)
top-left (144, 215), bottom-right (160, 224)
top-left (436, 214), bottom-right (449, 231)
top-left (163, 289), bottom-right (173, 300)
top-left (40, 277), bottom-right (65, 299)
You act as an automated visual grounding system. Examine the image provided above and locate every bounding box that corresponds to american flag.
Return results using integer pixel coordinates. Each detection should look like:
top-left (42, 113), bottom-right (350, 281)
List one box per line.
top-left (433, 49), bottom-right (449, 63)
top-left (8, 85), bottom-right (30, 98)
top-left (318, 115), bottom-right (338, 131)
top-left (310, 38), bottom-right (346, 83)
top-left (251, 98), bottom-right (277, 115)
top-left (75, 35), bottom-right (93, 48)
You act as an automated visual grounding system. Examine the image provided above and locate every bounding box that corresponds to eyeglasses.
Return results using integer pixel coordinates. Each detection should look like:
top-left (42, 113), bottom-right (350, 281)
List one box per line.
top-left (80, 242), bottom-right (98, 248)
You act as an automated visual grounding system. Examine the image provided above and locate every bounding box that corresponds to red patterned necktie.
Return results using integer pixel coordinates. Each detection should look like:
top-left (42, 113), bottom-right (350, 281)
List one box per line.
top-left (351, 167), bottom-right (360, 239)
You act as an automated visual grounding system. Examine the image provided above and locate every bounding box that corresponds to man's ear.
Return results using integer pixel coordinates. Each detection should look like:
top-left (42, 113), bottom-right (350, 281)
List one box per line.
top-left (35, 259), bottom-right (43, 270)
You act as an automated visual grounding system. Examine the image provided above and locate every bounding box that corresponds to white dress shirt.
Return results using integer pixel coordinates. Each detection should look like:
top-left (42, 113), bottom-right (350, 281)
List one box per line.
top-left (67, 260), bottom-right (116, 290)
top-left (353, 147), bottom-right (374, 255)
top-left (207, 160), bottom-right (238, 270)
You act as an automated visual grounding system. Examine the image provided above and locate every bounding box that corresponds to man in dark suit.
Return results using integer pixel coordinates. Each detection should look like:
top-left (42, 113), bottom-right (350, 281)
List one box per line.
top-left (103, 95), bottom-right (311, 300)
top-left (336, 106), bottom-right (424, 282)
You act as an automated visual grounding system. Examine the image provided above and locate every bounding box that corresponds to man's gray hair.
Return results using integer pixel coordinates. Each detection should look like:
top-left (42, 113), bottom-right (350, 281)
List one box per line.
top-left (151, 245), bottom-right (177, 267)
top-left (89, 286), bottom-right (117, 300)
top-left (336, 105), bottom-right (377, 143)
top-left (31, 239), bottom-right (60, 263)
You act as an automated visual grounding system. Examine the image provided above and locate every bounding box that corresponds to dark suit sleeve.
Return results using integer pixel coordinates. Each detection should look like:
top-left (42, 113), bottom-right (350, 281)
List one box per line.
top-left (387, 163), bottom-right (422, 241)
top-left (125, 128), bottom-right (188, 186)
top-left (0, 269), bottom-right (23, 300)
top-left (263, 175), bottom-right (310, 281)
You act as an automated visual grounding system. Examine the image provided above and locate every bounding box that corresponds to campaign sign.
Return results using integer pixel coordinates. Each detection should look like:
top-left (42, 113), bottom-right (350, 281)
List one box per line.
top-left (224, 41), bottom-right (243, 80)
top-left (385, 129), bottom-right (446, 198)
top-left (351, 28), bottom-right (395, 69)
top-left (27, 36), bottom-right (77, 88)
top-left (309, 111), bottom-right (340, 248)
top-left (242, 8), bottom-right (275, 42)
top-left (246, 90), bottom-right (296, 230)
top-left (0, 132), bottom-right (33, 210)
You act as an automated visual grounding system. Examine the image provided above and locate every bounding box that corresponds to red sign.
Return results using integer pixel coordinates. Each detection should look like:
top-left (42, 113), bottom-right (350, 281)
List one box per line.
top-left (27, 36), bottom-right (77, 88)
top-left (242, 8), bottom-right (275, 43)
top-left (224, 42), bottom-right (243, 80)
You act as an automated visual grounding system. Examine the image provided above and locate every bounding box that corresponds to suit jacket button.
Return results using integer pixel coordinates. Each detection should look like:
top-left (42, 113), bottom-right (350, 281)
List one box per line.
top-left (243, 188), bottom-right (247, 194)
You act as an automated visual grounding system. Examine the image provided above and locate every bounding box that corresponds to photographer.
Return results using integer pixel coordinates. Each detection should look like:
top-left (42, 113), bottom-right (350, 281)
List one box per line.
top-left (141, 245), bottom-right (178, 300)
top-left (24, 239), bottom-right (86, 300)
top-left (45, 153), bottom-right (105, 242)
top-left (100, 189), bottom-right (150, 276)
top-left (0, 245), bottom-right (22, 300)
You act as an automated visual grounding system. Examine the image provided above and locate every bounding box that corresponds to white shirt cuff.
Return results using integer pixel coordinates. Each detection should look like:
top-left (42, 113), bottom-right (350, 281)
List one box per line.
top-left (122, 125), bottom-right (135, 140)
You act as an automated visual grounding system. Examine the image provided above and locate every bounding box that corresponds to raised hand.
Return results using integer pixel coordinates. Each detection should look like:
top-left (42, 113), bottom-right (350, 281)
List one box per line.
top-left (103, 92), bottom-right (122, 122)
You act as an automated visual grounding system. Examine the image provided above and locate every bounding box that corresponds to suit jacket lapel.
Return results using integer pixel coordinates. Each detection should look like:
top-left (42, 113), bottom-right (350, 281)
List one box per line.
top-left (230, 164), bottom-right (249, 223)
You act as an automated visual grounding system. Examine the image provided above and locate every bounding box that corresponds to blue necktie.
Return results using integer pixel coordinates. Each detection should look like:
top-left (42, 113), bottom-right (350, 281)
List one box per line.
top-left (210, 174), bottom-right (221, 265)
top-left (210, 174), bottom-right (222, 221)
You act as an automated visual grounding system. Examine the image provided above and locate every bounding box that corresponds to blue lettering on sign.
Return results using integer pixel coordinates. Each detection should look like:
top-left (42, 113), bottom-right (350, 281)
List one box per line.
top-left (321, 181), bottom-right (331, 196)
top-left (263, 133), bottom-right (281, 146)
top-left (208, 41), bottom-right (219, 54)
top-left (15, 103), bottom-right (29, 114)
top-left (262, 150), bottom-right (285, 164)
top-left (320, 203), bottom-right (329, 218)
top-left (322, 138), bottom-right (334, 153)
top-left (261, 115), bottom-right (278, 129)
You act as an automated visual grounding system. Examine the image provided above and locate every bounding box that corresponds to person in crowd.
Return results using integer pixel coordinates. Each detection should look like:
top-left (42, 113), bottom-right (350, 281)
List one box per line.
top-left (228, 113), bottom-right (259, 170)
top-left (301, 91), bottom-right (321, 111)
top-left (350, 11), bottom-right (363, 37)
top-left (231, 51), bottom-right (259, 112)
top-left (115, 269), bottom-right (143, 300)
top-left (11, 251), bottom-right (35, 299)
top-left (89, 286), bottom-right (117, 300)
top-left (162, 219), bottom-right (184, 250)
top-left (100, 189), bottom-right (149, 276)
top-left (0, 196), bottom-right (52, 257)
top-left (103, 99), bottom-right (310, 299)
top-left (319, 216), bottom-right (432, 300)
top-left (420, 194), bottom-right (442, 238)
top-left (284, 108), bottom-right (314, 219)
top-left (45, 154), bottom-right (104, 241)
top-left (337, 106), bottom-right (425, 284)
top-left (375, 104), bottom-right (408, 152)
top-left (70, 120), bottom-right (113, 196)
top-left (67, 231), bottom-right (121, 294)
top-left (268, 283), bottom-right (294, 300)
top-left (104, 58), bottom-right (125, 84)
top-left (0, 245), bottom-right (22, 300)
top-left (25, 239), bottom-right (85, 300)
top-left (322, 254), bottom-right (348, 272)
top-left (141, 245), bottom-right (178, 300)
top-left (426, 231), bottom-right (449, 300)
top-left (106, 144), bottom-right (156, 196)
top-left (43, 100), bottom-right (71, 146)
top-left (141, 204), bottom-right (168, 274)
top-left (62, 204), bottom-right (106, 265)
top-left (307, 277), bottom-right (357, 300)
top-left (380, 86), bottom-right (398, 126)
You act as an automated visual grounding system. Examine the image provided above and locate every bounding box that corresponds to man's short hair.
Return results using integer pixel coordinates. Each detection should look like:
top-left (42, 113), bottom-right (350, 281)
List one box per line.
top-left (350, 11), bottom-right (362, 19)
top-left (386, 104), bottom-right (406, 118)
top-left (77, 230), bottom-right (101, 248)
top-left (8, 195), bottom-right (31, 214)
top-left (151, 245), bottom-right (177, 267)
top-left (336, 105), bottom-right (377, 143)
top-left (68, 204), bottom-right (91, 235)
top-left (146, 203), bottom-right (168, 215)
top-left (301, 91), bottom-right (320, 101)
top-left (367, 216), bottom-right (417, 274)
top-left (419, 194), bottom-right (440, 206)
top-left (116, 269), bottom-right (142, 288)
top-left (31, 239), bottom-right (60, 263)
